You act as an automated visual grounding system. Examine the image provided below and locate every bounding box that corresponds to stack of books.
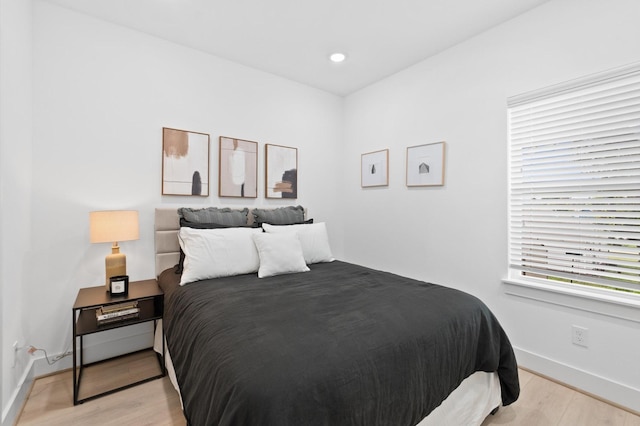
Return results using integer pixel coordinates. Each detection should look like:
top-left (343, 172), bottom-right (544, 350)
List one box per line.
top-left (96, 301), bottom-right (140, 326)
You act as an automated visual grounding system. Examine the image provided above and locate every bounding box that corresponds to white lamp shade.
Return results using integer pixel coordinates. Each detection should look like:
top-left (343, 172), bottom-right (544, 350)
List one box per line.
top-left (90, 210), bottom-right (139, 244)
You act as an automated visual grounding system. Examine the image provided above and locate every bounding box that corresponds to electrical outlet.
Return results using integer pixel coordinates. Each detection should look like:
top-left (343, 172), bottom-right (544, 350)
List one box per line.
top-left (572, 325), bottom-right (589, 348)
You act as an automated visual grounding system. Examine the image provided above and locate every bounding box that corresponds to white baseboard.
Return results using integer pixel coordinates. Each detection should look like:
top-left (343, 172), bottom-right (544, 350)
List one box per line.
top-left (2, 327), bottom-right (154, 425)
top-left (515, 346), bottom-right (640, 413)
top-left (1, 358), bottom-right (34, 426)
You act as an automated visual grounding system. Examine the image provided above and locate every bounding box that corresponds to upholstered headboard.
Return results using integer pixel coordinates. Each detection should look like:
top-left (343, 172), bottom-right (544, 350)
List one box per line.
top-left (154, 208), bottom-right (181, 277)
top-left (153, 207), bottom-right (308, 277)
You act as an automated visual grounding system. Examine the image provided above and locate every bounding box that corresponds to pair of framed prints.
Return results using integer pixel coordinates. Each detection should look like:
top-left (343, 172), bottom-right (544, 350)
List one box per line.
top-left (361, 142), bottom-right (445, 188)
top-left (161, 127), bottom-right (297, 199)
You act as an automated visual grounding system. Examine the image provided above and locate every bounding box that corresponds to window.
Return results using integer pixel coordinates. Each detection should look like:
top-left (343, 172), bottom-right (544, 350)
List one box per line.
top-left (508, 63), bottom-right (640, 295)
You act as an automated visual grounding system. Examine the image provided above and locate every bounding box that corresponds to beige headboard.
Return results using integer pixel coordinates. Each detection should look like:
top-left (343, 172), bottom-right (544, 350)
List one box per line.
top-left (154, 208), bottom-right (181, 277)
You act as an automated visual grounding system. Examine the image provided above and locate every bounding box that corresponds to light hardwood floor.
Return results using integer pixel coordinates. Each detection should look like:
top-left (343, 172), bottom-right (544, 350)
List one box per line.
top-left (15, 351), bottom-right (640, 425)
top-left (481, 368), bottom-right (640, 426)
top-left (16, 350), bottom-right (186, 426)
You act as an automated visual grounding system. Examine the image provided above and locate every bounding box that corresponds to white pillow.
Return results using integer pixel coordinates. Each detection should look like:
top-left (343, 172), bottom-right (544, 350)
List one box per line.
top-left (252, 233), bottom-right (310, 278)
top-left (178, 226), bottom-right (262, 285)
top-left (262, 222), bottom-right (335, 264)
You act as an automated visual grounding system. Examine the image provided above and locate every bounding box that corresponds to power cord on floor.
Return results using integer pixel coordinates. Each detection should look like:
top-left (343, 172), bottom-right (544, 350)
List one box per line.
top-left (27, 345), bottom-right (72, 365)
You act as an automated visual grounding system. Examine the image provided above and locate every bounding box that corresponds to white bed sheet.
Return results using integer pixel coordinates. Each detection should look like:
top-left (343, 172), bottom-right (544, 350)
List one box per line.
top-left (153, 322), bottom-right (501, 425)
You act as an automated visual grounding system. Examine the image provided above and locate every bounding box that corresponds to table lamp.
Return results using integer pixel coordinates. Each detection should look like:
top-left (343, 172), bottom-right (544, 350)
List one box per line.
top-left (89, 210), bottom-right (140, 291)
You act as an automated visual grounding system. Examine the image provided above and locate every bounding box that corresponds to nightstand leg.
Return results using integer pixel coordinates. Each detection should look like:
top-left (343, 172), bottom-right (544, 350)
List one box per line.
top-left (72, 310), bottom-right (77, 405)
top-left (79, 335), bottom-right (84, 367)
top-left (162, 320), bottom-right (166, 375)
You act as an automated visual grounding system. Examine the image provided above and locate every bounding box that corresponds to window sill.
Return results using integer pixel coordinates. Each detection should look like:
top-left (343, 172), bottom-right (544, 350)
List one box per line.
top-left (502, 276), bottom-right (640, 323)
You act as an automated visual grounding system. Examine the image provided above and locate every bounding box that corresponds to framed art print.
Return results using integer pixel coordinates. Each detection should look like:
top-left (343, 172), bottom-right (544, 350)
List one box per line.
top-left (218, 136), bottom-right (258, 198)
top-left (406, 141), bottom-right (445, 187)
top-left (162, 127), bottom-right (210, 196)
top-left (361, 149), bottom-right (389, 188)
top-left (265, 144), bottom-right (298, 199)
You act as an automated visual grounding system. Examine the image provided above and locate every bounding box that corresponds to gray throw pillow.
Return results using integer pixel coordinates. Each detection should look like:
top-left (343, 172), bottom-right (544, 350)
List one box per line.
top-left (178, 207), bottom-right (249, 226)
top-left (252, 205), bottom-right (305, 225)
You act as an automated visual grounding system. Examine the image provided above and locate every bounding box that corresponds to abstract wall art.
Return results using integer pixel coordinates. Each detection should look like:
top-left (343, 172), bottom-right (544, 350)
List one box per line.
top-left (406, 141), bottom-right (445, 187)
top-left (265, 144), bottom-right (298, 199)
top-left (361, 149), bottom-right (389, 188)
top-left (219, 136), bottom-right (258, 198)
top-left (162, 127), bottom-right (210, 196)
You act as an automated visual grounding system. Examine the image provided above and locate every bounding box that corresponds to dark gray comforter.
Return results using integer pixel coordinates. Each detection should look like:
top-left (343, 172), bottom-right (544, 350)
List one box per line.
top-left (160, 261), bottom-right (519, 426)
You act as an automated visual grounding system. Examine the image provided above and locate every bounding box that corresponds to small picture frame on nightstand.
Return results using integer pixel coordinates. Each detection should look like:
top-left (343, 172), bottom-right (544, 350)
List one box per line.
top-left (109, 275), bottom-right (129, 296)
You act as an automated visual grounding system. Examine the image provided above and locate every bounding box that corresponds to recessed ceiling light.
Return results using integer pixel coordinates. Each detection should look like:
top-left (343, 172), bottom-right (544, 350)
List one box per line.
top-left (330, 53), bottom-right (346, 63)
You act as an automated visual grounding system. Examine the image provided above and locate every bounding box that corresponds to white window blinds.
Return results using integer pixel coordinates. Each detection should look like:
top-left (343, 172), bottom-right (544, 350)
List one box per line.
top-left (508, 64), bottom-right (640, 293)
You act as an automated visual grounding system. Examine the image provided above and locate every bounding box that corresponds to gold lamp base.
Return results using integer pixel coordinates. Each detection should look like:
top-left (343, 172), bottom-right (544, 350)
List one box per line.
top-left (105, 243), bottom-right (127, 291)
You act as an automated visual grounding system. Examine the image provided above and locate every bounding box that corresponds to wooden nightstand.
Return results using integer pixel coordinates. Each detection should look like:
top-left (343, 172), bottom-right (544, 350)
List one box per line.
top-left (72, 279), bottom-right (165, 405)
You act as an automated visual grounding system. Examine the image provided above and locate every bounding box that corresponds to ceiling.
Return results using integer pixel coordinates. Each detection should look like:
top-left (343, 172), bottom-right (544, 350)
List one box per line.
top-left (43, 0), bottom-right (550, 96)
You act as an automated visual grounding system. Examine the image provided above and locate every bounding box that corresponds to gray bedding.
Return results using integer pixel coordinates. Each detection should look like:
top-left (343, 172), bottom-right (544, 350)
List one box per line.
top-left (160, 261), bottom-right (519, 426)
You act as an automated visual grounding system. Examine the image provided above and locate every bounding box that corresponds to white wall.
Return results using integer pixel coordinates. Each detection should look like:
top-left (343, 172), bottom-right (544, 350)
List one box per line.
top-left (0, 0), bottom-right (33, 421)
top-left (27, 0), bottom-right (343, 377)
top-left (343, 0), bottom-right (640, 411)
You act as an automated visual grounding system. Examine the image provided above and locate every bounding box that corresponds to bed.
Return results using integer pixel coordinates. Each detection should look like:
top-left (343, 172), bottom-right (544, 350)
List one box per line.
top-left (153, 207), bottom-right (519, 426)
